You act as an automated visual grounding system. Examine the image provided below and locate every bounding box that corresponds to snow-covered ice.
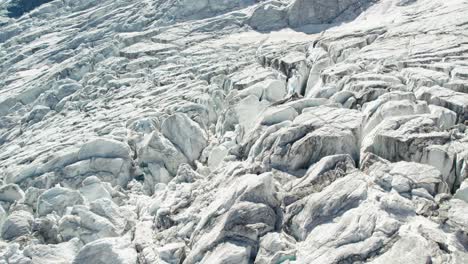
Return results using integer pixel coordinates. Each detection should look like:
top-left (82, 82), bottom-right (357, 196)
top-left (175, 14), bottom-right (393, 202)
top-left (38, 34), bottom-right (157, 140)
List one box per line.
top-left (0, 0), bottom-right (468, 263)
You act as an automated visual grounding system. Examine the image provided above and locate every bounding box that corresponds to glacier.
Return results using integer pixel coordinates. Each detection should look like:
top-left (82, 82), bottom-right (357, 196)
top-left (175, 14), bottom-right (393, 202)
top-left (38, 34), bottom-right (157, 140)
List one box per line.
top-left (0, 0), bottom-right (468, 263)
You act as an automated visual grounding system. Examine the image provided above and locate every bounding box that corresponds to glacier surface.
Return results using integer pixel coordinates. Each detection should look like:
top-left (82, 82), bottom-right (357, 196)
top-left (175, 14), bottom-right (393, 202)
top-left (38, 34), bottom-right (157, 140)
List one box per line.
top-left (0, 0), bottom-right (468, 263)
